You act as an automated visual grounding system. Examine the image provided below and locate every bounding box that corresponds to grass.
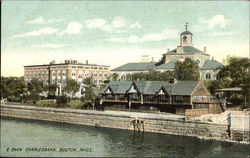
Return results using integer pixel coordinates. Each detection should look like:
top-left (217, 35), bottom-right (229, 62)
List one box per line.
top-left (67, 100), bottom-right (84, 109)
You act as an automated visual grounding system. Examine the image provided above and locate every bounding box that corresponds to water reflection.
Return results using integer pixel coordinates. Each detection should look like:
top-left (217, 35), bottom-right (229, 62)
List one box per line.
top-left (1, 117), bottom-right (249, 157)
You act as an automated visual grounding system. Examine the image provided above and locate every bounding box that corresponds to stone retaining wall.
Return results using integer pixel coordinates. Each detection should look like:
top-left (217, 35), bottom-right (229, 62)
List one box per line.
top-left (0, 104), bottom-right (233, 142)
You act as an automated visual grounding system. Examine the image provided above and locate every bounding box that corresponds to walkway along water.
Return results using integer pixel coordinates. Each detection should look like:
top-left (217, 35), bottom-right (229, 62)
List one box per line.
top-left (0, 104), bottom-right (249, 144)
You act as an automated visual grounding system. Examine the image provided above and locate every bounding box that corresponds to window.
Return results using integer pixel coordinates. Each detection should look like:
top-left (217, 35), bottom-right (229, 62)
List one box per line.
top-left (206, 73), bottom-right (211, 80)
top-left (160, 95), bottom-right (168, 100)
top-left (78, 74), bottom-right (82, 78)
top-left (57, 71), bottom-right (61, 76)
top-left (99, 74), bottom-right (102, 77)
top-left (94, 73), bottom-right (97, 76)
top-left (52, 72), bottom-right (56, 76)
top-left (62, 72), bottom-right (66, 76)
top-left (72, 72), bottom-right (76, 76)
top-left (175, 96), bottom-right (183, 101)
top-left (94, 80), bottom-right (97, 83)
top-left (131, 93), bottom-right (139, 100)
top-left (104, 74), bottom-right (108, 77)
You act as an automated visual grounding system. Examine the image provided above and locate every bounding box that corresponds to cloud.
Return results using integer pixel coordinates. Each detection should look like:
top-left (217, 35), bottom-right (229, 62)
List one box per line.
top-left (111, 17), bottom-right (126, 28)
top-left (31, 44), bottom-right (68, 49)
top-left (85, 17), bottom-right (127, 33)
top-left (204, 31), bottom-right (241, 37)
top-left (201, 15), bottom-right (230, 30)
top-left (26, 16), bottom-right (63, 24)
top-left (86, 18), bottom-right (106, 29)
top-left (130, 22), bottom-right (142, 29)
top-left (193, 15), bottom-right (230, 31)
top-left (106, 28), bottom-right (178, 43)
top-left (26, 16), bottom-right (45, 24)
top-left (12, 27), bottom-right (59, 38)
top-left (60, 22), bottom-right (83, 35)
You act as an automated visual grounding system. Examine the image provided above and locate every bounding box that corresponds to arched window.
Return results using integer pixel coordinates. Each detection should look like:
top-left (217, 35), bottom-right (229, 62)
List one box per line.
top-left (121, 74), bottom-right (126, 81)
top-left (206, 73), bottom-right (211, 80)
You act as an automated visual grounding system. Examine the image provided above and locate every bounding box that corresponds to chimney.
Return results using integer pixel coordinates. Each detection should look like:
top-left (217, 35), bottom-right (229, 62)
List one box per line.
top-left (204, 47), bottom-right (207, 53)
top-left (151, 57), bottom-right (154, 62)
top-left (167, 48), bottom-right (170, 52)
top-left (169, 77), bottom-right (177, 84)
top-left (50, 60), bottom-right (56, 65)
top-left (86, 60), bottom-right (88, 65)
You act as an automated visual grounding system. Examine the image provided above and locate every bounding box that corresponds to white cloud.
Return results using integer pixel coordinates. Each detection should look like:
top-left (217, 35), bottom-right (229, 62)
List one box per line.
top-left (26, 16), bottom-right (45, 24)
top-left (31, 44), bottom-right (68, 49)
top-left (111, 17), bottom-right (126, 28)
top-left (60, 22), bottom-right (83, 35)
top-left (130, 22), bottom-right (142, 29)
top-left (85, 17), bottom-right (127, 33)
top-left (26, 16), bottom-right (63, 24)
top-left (205, 31), bottom-right (241, 37)
top-left (12, 27), bottom-right (59, 38)
top-left (85, 18), bottom-right (106, 29)
top-left (194, 15), bottom-right (230, 31)
top-left (202, 15), bottom-right (230, 30)
top-left (106, 28), bottom-right (178, 43)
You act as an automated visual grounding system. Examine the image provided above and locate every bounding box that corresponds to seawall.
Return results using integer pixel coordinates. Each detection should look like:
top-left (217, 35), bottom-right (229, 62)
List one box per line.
top-left (1, 104), bottom-right (248, 144)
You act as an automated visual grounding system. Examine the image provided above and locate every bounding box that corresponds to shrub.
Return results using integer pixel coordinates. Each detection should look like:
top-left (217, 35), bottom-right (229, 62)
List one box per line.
top-left (56, 95), bottom-right (69, 108)
top-left (67, 100), bottom-right (84, 109)
top-left (36, 100), bottom-right (55, 107)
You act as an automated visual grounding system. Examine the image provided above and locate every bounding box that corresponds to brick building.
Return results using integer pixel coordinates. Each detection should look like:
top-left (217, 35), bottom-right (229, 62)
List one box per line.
top-left (24, 59), bottom-right (110, 87)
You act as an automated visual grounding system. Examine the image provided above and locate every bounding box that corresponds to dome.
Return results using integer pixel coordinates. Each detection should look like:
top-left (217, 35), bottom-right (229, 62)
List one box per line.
top-left (180, 30), bottom-right (193, 35)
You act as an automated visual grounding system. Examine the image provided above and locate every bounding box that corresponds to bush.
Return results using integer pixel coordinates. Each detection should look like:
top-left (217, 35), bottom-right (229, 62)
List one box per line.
top-left (67, 100), bottom-right (84, 109)
top-left (36, 100), bottom-right (55, 107)
top-left (56, 95), bottom-right (69, 108)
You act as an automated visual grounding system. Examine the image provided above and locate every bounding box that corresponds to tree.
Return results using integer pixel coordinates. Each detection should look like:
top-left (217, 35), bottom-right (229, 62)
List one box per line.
top-left (126, 71), bottom-right (175, 81)
top-left (83, 77), bottom-right (97, 109)
top-left (174, 58), bottom-right (200, 80)
top-left (217, 57), bottom-right (250, 87)
top-left (1, 76), bottom-right (27, 102)
top-left (26, 78), bottom-right (46, 102)
top-left (48, 84), bottom-right (58, 97)
top-left (205, 57), bottom-right (250, 106)
top-left (62, 79), bottom-right (80, 98)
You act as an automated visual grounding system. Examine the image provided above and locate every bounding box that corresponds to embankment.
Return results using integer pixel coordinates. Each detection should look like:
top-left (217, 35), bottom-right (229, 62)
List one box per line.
top-left (1, 104), bottom-right (248, 144)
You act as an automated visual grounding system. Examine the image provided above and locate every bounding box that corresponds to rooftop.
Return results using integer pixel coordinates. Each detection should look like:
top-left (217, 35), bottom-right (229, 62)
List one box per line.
top-left (111, 62), bottom-right (157, 72)
top-left (164, 46), bottom-right (210, 56)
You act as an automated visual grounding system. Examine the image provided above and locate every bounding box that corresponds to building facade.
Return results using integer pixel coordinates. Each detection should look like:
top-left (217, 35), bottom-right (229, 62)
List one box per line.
top-left (112, 23), bottom-right (223, 81)
top-left (101, 80), bottom-right (211, 114)
top-left (24, 59), bottom-right (110, 87)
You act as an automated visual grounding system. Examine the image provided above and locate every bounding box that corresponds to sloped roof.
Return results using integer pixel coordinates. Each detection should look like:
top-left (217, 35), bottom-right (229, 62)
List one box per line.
top-left (180, 31), bottom-right (193, 35)
top-left (102, 80), bottom-right (200, 96)
top-left (171, 81), bottom-right (199, 95)
top-left (102, 81), bottom-right (132, 94)
top-left (164, 46), bottom-right (210, 56)
top-left (111, 62), bottom-right (157, 72)
top-left (202, 59), bottom-right (223, 70)
top-left (156, 60), bottom-right (177, 69)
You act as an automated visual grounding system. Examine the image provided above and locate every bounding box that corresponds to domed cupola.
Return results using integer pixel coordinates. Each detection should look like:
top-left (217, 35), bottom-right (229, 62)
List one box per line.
top-left (180, 23), bottom-right (193, 46)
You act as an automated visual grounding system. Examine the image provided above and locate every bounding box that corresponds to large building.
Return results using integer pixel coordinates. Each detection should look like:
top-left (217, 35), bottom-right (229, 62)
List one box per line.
top-left (24, 59), bottom-right (110, 87)
top-left (112, 23), bottom-right (223, 81)
top-left (101, 80), bottom-right (211, 114)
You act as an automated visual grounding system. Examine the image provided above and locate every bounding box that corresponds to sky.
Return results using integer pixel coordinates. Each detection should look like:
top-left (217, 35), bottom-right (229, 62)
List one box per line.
top-left (1, 1), bottom-right (249, 77)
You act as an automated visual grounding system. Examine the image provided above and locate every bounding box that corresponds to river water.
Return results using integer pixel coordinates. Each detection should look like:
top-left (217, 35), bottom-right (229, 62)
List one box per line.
top-left (1, 117), bottom-right (249, 157)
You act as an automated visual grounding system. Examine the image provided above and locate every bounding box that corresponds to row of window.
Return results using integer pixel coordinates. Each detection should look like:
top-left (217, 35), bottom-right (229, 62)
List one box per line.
top-left (26, 73), bottom-right (49, 77)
